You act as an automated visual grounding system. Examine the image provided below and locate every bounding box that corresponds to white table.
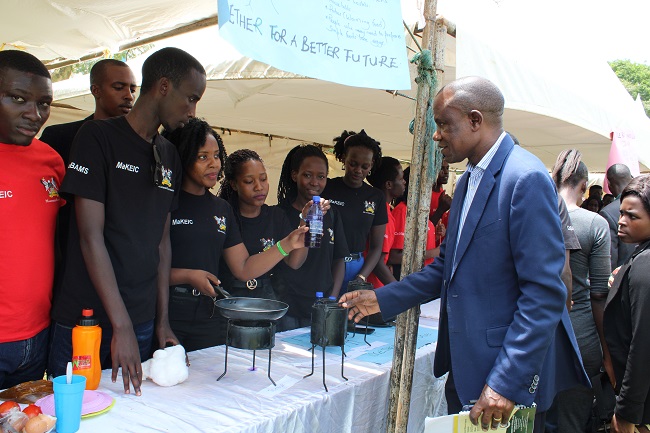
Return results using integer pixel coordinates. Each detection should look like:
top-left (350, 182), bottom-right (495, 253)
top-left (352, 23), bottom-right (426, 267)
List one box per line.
top-left (75, 300), bottom-right (445, 433)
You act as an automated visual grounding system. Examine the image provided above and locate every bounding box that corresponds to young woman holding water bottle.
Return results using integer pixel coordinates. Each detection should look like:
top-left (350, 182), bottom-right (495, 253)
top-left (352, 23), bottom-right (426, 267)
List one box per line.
top-left (276, 144), bottom-right (349, 330)
top-left (162, 120), bottom-right (308, 351)
top-left (322, 130), bottom-right (387, 294)
top-left (218, 149), bottom-right (330, 302)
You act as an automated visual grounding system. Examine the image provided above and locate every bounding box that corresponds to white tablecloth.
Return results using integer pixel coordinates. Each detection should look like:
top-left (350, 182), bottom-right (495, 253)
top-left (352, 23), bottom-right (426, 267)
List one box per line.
top-left (75, 300), bottom-right (445, 433)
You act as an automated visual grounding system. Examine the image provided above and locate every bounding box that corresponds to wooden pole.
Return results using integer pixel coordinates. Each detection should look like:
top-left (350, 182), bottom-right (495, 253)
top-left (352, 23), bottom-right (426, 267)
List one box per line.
top-left (386, 1), bottom-right (447, 431)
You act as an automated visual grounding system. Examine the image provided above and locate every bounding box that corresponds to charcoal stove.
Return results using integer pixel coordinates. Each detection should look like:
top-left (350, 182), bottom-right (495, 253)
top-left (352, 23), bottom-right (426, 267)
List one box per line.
top-left (217, 319), bottom-right (278, 385)
top-left (213, 297), bottom-right (288, 386)
top-left (304, 298), bottom-right (348, 391)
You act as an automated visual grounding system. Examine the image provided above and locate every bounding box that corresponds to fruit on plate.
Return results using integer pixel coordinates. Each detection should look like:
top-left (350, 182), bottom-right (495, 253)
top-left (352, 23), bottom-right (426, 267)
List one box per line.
top-left (23, 413), bottom-right (56, 433)
top-left (21, 405), bottom-right (41, 419)
top-left (0, 402), bottom-right (19, 417)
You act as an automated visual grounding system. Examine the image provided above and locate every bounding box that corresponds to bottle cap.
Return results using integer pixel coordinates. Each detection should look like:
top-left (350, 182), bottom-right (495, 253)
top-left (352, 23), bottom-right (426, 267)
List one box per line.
top-left (316, 291), bottom-right (324, 298)
top-left (312, 196), bottom-right (321, 203)
top-left (78, 308), bottom-right (98, 326)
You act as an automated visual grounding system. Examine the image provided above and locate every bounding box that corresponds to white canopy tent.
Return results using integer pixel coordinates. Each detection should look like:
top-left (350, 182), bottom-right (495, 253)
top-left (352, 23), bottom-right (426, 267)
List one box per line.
top-left (5, 0), bottom-right (649, 183)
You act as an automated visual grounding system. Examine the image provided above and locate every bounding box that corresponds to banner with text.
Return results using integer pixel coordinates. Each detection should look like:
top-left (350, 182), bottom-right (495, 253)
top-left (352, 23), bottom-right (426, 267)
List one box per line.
top-left (217, 0), bottom-right (412, 90)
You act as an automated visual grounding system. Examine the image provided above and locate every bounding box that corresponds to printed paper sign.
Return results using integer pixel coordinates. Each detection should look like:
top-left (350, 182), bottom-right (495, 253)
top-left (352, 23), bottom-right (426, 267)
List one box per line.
top-left (218, 0), bottom-right (412, 90)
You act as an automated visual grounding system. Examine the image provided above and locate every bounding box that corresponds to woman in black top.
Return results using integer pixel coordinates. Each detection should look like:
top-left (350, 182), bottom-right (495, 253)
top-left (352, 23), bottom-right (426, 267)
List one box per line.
top-left (163, 119), bottom-right (307, 351)
top-left (322, 130), bottom-right (387, 294)
top-left (604, 175), bottom-right (650, 433)
top-left (218, 149), bottom-right (316, 300)
top-left (276, 144), bottom-right (349, 329)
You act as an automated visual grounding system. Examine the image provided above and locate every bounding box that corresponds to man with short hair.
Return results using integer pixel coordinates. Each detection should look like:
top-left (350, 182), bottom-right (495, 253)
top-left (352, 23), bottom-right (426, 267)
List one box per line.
top-left (49, 47), bottom-right (206, 396)
top-left (341, 76), bottom-right (589, 432)
top-left (40, 59), bottom-right (137, 165)
top-left (40, 59), bottom-right (137, 287)
top-left (589, 184), bottom-right (604, 201)
top-left (0, 51), bottom-right (65, 388)
top-left (600, 163), bottom-right (636, 269)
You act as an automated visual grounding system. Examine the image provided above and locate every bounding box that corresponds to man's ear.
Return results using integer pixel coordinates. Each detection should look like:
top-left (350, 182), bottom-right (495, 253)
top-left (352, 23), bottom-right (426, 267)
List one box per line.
top-left (90, 84), bottom-right (100, 98)
top-left (468, 110), bottom-right (483, 130)
top-left (384, 180), bottom-right (393, 191)
top-left (158, 77), bottom-right (170, 96)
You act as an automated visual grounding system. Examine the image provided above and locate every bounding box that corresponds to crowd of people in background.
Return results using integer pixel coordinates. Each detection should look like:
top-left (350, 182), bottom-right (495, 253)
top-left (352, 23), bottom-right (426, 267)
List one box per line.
top-left (1, 47), bottom-right (649, 433)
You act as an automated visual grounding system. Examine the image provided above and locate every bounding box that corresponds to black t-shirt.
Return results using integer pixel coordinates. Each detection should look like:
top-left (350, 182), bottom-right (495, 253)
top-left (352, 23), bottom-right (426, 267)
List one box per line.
top-left (322, 177), bottom-right (388, 253)
top-left (219, 204), bottom-right (292, 296)
top-left (169, 191), bottom-right (242, 321)
top-left (51, 116), bottom-right (182, 327)
top-left (276, 204), bottom-right (349, 318)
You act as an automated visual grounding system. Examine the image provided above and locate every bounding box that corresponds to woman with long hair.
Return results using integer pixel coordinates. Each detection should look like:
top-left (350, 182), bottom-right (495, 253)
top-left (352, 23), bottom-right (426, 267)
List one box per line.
top-left (162, 119), bottom-right (307, 351)
top-left (322, 129), bottom-right (387, 293)
top-left (548, 149), bottom-right (612, 432)
top-left (275, 144), bottom-right (348, 329)
top-left (604, 175), bottom-right (650, 433)
top-left (218, 149), bottom-right (321, 300)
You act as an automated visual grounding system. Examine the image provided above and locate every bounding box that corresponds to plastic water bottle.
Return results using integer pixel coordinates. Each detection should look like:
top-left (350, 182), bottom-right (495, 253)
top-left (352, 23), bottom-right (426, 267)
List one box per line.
top-left (305, 196), bottom-right (323, 248)
top-left (72, 308), bottom-right (102, 390)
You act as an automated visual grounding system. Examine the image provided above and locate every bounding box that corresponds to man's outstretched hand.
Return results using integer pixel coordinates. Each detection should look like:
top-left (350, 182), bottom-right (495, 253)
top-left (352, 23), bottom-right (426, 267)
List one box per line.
top-left (339, 290), bottom-right (380, 323)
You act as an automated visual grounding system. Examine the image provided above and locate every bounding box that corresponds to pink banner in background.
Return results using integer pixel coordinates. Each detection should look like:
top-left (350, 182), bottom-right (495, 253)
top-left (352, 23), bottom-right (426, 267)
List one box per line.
top-left (604, 129), bottom-right (641, 194)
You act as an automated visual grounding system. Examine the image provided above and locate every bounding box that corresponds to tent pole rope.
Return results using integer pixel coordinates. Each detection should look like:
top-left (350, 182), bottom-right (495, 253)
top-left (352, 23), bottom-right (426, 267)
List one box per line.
top-left (387, 1), bottom-right (445, 432)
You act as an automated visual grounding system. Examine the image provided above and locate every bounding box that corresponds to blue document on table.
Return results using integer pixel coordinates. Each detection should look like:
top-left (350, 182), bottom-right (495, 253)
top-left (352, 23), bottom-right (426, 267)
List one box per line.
top-left (281, 325), bottom-right (438, 365)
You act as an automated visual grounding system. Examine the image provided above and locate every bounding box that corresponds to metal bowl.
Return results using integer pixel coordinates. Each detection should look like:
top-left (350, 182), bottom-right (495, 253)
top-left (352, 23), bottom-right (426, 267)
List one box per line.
top-left (214, 297), bottom-right (289, 321)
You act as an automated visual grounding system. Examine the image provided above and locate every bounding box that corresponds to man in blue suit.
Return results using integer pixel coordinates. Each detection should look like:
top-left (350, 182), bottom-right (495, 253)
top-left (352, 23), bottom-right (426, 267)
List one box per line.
top-left (340, 76), bottom-right (589, 432)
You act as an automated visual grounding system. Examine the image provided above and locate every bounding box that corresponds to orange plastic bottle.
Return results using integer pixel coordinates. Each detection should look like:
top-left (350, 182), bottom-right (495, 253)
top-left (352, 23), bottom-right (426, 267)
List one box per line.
top-left (71, 308), bottom-right (102, 390)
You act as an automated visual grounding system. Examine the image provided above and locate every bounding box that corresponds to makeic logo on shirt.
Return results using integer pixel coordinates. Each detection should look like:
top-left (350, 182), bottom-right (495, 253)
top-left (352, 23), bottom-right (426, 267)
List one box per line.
top-left (116, 161), bottom-right (140, 173)
top-left (363, 201), bottom-right (376, 215)
top-left (260, 238), bottom-right (275, 252)
top-left (330, 199), bottom-right (345, 206)
top-left (40, 177), bottom-right (61, 202)
top-left (172, 219), bottom-right (193, 225)
top-left (213, 216), bottom-right (227, 234)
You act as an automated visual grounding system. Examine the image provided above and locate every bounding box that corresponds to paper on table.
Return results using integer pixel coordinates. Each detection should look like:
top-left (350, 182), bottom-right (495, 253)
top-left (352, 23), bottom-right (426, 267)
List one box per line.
top-left (425, 405), bottom-right (536, 433)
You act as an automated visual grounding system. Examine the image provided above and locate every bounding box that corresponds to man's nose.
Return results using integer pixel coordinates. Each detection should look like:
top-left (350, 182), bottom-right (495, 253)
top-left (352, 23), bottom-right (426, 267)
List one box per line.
top-left (23, 102), bottom-right (41, 121)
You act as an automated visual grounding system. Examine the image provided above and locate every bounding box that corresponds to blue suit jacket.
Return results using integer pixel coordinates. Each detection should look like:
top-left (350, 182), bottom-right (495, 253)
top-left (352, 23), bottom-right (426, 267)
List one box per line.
top-left (376, 135), bottom-right (589, 411)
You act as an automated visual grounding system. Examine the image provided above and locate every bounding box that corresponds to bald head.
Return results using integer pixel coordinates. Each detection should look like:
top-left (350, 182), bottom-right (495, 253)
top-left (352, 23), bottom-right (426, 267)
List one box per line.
top-left (440, 76), bottom-right (505, 127)
top-left (606, 163), bottom-right (633, 197)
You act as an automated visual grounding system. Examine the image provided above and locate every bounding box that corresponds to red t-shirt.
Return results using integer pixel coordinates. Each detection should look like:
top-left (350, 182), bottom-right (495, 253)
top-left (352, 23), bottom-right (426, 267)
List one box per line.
top-left (0, 139), bottom-right (65, 343)
top-left (429, 188), bottom-right (449, 241)
top-left (392, 202), bottom-right (437, 266)
top-left (366, 203), bottom-right (395, 289)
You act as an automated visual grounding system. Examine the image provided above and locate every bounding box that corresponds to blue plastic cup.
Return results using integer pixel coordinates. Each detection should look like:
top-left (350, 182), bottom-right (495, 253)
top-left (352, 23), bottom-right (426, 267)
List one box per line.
top-left (53, 375), bottom-right (86, 433)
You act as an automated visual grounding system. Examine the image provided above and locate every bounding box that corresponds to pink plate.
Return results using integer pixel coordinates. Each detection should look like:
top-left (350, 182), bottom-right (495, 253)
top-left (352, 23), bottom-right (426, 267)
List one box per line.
top-left (35, 390), bottom-right (114, 418)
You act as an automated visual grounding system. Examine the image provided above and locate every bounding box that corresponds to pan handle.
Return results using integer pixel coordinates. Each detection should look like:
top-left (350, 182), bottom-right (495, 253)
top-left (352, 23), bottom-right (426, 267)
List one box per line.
top-left (211, 282), bottom-right (232, 299)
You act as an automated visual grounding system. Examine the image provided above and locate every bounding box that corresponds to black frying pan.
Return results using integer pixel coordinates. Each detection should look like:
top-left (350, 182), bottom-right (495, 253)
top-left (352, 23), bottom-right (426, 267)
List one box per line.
top-left (214, 297), bottom-right (289, 321)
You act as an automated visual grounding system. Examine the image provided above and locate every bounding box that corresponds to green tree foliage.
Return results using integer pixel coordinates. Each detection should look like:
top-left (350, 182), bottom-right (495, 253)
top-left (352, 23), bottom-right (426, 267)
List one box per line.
top-left (609, 60), bottom-right (650, 118)
top-left (50, 45), bottom-right (154, 83)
